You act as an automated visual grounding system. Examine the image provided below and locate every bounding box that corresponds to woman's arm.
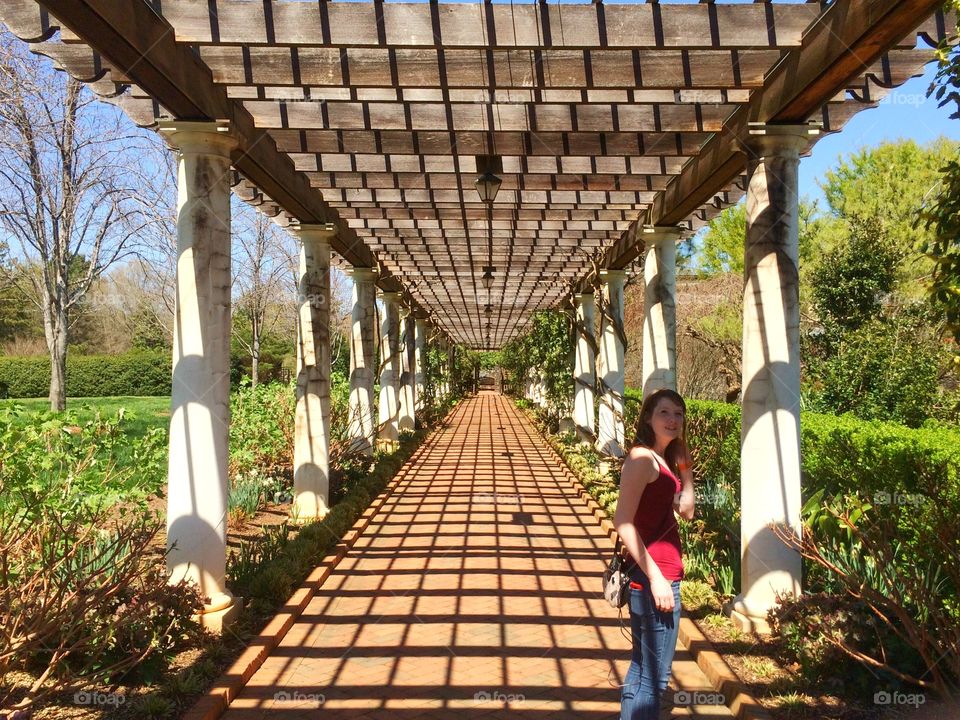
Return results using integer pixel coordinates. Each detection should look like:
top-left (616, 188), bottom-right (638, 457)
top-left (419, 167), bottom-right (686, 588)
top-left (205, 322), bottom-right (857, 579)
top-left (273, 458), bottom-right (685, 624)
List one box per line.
top-left (674, 447), bottom-right (695, 521)
top-left (614, 447), bottom-right (676, 611)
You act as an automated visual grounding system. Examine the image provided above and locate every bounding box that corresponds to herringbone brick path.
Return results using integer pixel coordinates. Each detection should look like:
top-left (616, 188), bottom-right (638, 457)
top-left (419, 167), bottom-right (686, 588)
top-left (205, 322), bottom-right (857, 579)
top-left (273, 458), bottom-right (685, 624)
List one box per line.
top-left (222, 393), bottom-right (728, 719)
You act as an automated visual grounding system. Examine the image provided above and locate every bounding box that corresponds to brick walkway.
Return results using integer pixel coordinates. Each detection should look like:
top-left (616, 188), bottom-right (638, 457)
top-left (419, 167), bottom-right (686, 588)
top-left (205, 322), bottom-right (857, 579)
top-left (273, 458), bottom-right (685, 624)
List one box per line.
top-left (222, 393), bottom-right (728, 719)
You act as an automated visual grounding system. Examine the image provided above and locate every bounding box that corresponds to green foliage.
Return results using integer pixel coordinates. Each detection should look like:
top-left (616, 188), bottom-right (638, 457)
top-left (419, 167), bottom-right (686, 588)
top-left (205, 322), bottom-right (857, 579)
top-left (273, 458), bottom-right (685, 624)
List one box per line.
top-left (821, 139), bottom-right (956, 262)
top-left (809, 216), bottom-right (900, 337)
top-left (769, 592), bottom-right (919, 694)
top-left (0, 409), bottom-right (200, 710)
top-left (500, 310), bottom-right (573, 416)
top-left (694, 200), bottom-right (823, 277)
top-left (698, 203), bottom-right (746, 275)
top-left (0, 352), bottom-right (170, 398)
top-left (923, 5), bottom-right (960, 345)
top-left (228, 380), bottom-right (295, 480)
top-left (805, 215), bottom-right (953, 426)
top-left (806, 311), bottom-right (945, 427)
top-left (0, 404), bottom-right (167, 520)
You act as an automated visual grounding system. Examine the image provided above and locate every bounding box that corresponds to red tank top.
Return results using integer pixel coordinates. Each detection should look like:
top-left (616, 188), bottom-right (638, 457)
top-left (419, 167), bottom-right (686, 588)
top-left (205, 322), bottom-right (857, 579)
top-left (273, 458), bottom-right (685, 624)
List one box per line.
top-left (628, 455), bottom-right (684, 583)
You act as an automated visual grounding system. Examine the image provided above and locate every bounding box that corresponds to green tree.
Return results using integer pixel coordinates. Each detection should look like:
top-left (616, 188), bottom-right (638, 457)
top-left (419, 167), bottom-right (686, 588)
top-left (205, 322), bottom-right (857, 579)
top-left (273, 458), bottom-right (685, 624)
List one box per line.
top-left (822, 139), bottom-right (958, 295)
top-left (809, 216), bottom-right (900, 338)
top-left (808, 310), bottom-right (944, 427)
top-left (695, 200), bottom-right (825, 276)
top-left (921, 2), bottom-right (960, 349)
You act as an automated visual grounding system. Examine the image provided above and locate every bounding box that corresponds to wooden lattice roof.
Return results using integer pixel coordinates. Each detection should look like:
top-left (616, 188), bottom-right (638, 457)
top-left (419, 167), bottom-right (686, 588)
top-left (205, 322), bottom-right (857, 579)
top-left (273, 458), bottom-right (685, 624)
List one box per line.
top-left (0, 0), bottom-right (949, 348)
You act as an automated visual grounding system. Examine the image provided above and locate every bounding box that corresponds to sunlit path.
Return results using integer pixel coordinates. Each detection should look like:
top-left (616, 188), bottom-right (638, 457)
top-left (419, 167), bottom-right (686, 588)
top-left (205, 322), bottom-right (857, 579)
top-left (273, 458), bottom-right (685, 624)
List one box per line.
top-left (222, 393), bottom-right (727, 719)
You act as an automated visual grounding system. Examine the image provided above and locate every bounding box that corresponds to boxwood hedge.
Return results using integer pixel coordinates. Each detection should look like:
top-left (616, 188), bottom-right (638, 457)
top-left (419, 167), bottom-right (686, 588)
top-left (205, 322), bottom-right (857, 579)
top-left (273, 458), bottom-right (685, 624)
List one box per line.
top-left (0, 352), bottom-right (170, 398)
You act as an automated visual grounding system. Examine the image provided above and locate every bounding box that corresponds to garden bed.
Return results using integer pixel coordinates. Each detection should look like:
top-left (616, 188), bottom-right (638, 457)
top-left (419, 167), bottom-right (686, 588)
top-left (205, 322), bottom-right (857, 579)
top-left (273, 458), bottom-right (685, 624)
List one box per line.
top-left (518, 400), bottom-right (957, 720)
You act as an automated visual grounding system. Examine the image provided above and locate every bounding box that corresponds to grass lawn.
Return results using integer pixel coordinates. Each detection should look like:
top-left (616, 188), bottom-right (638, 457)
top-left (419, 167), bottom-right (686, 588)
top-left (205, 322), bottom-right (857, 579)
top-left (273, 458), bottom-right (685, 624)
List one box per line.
top-left (0, 396), bottom-right (170, 437)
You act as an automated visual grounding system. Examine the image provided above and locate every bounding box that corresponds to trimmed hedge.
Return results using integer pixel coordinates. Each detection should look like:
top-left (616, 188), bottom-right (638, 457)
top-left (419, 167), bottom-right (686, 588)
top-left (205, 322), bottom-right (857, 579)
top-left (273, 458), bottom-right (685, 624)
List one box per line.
top-left (625, 388), bottom-right (960, 504)
top-left (0, 352), bottom-right (170, 398)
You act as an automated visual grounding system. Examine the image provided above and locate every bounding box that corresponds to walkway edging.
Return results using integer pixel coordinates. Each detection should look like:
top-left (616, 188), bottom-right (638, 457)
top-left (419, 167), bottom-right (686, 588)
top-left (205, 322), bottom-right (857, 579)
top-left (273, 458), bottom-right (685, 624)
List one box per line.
top-left (517, 404), bottom-right (771, 720)
top-left (183, 410), bottom-right (456, 720)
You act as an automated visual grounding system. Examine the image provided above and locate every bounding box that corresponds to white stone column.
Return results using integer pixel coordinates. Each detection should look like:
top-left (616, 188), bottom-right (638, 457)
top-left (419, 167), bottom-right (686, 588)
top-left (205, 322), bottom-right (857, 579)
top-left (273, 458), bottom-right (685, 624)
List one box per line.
top-left (731, 124), bottom-right (814, 632)
top-left (378, 291), bottom-right (401, 446)
top-left (447, 343), bottom-right (456, 396)
top-left (642, 226), bottom-right (680, 398)
top-left (414, 317), bottom-right (427, 410)
top-left (159, 120), bottom-right (238, 632)
top-left (347, 267), bottom-right (377, 455)
top-left (573, 293), bottom-right (596, 443)
top-left (292, 224), bottom-right (334, 523)
top-left (596, 269), bottom-right (627, 457)
top-left (398, 309), bottom-right (416, 431)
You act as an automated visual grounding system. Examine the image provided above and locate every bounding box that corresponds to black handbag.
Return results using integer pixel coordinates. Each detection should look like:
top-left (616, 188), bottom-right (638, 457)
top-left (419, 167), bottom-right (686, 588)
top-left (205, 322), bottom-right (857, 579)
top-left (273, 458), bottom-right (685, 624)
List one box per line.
top-left (602, 541), bottom-right (630, 608)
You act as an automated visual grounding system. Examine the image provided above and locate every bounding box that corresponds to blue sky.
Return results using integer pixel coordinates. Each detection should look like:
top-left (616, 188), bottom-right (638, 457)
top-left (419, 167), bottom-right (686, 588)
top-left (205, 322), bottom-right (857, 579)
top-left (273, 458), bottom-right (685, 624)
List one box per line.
top-left (799, 61), bottom-right (960, 205)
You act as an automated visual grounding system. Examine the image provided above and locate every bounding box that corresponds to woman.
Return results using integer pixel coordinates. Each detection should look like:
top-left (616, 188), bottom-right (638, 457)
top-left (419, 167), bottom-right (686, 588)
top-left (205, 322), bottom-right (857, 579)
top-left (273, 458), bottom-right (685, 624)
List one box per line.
top-left (614, 388), bottom-right (695, 720)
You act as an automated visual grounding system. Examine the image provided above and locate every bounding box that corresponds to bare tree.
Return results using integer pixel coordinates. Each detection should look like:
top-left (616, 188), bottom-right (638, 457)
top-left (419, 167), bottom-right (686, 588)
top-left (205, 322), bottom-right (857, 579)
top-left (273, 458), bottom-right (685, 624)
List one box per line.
top-left (232, 202), bottom-right (295, 386)
top-left (0, 33), bottom-right (168, 409)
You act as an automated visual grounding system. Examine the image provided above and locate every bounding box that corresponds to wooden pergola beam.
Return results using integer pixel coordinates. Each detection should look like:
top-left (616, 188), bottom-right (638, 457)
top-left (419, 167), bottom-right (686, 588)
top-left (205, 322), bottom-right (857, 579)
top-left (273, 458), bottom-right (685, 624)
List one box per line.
top-left (597, 0), bottom-right (943, 273)
top-left (36, 0), bottom-right (396, 287)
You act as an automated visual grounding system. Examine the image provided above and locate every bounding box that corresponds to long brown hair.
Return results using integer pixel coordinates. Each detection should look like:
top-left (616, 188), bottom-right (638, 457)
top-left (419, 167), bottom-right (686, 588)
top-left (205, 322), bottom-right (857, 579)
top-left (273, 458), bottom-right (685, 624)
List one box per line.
top-left (633, 388), bottom-right (688, 474)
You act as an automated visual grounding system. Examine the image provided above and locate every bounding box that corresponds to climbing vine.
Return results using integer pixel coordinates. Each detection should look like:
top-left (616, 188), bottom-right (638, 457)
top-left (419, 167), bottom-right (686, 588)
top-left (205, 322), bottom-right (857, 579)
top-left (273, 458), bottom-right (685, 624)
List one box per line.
top-left (500, 310), bottom-right (574, 416)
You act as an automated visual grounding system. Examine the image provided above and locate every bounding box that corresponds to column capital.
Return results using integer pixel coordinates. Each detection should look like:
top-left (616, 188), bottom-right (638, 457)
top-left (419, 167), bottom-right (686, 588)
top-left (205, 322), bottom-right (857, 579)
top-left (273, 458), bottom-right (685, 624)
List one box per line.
top-left (157, 120), bottom-right (238, 156)
top-left (739, 122), bottom-right (819, 158)
top-left (379, 291), bottom-right (402, 304)
top-left (641, 225), bottom-right (685, 245)
top-left (599, 268), bottom-right (627, 284)
top-left (347, 266), bottom-right (377, 282)
top-left (293, 223), bottom-right (337, 244)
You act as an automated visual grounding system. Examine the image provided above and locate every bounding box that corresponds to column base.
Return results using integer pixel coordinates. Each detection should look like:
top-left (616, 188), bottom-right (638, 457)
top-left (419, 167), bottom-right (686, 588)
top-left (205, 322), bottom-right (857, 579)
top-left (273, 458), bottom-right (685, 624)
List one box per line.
top-left (724, 596), bottom-right (772, 635)
top-left (290, 496), bottom-right (329, 525)
top-left (376, 438), bottom-right (399, 453)
top-left (197, 591), bottom-right (242, 633)
top-left (558, 417), bottom-right (575, 434)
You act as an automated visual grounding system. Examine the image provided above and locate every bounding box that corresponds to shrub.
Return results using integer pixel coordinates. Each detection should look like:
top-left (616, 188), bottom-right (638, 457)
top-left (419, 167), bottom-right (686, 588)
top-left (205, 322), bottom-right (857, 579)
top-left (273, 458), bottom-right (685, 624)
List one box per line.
top-left (0, 352), bottom-right (170, 398)
top-left (229, 380), bottom-right (295, 480)
top-left (0, 405), bottom-right (167, 520)
top-left (0, 481), bottom-right (202, 716)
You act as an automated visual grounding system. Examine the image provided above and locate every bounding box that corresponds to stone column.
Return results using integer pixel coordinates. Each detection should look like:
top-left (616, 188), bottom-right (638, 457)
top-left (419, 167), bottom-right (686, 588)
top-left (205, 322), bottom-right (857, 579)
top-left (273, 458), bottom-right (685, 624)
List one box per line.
top-left (347, 267), bottom-right (377, 455)
top-left (596, 269), bottom-right (627, 457)
top-left (378, 291), bottom-right (401, 447)
top-left (414, 317), bottom-right (427, 410)
top-left (159, 120), bottom-right (238, 632)
top-left (573, 293), bottom-right (596, 443)
top-left (731, 124), bottom-right (814, 632)
top-left (448, 343), bottom-right (456, 396)
top-left (292, 224), bottom-right (335, 523)
top-left (398, 309), bottom-right (416, 431)
top-left (642, 226), bottom-right (680, 397)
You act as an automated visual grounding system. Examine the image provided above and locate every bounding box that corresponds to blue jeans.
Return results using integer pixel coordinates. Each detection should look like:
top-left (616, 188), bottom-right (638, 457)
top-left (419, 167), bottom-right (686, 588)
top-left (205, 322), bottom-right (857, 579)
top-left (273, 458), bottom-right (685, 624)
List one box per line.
top-left (620, 578), bottom-right (682, 720)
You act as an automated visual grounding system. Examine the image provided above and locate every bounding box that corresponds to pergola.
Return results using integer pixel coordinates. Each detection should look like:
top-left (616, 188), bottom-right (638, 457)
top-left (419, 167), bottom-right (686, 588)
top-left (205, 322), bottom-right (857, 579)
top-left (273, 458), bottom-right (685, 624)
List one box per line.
top-left (1, 0), bottom-right (947, 632)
